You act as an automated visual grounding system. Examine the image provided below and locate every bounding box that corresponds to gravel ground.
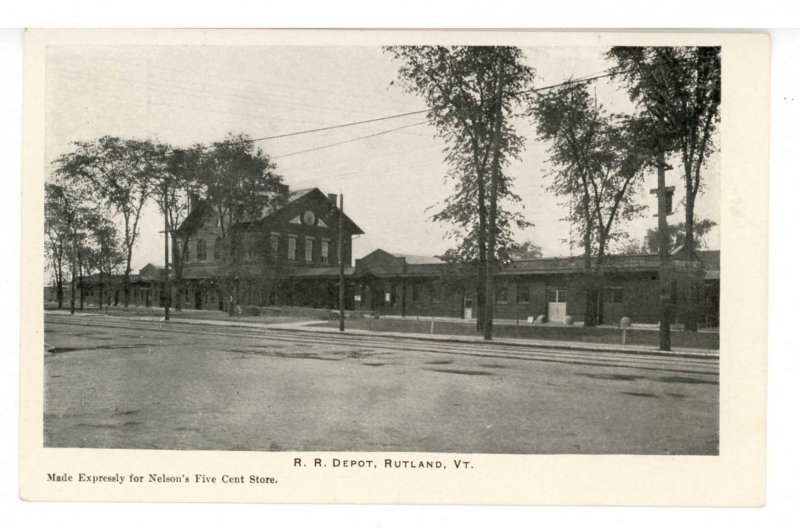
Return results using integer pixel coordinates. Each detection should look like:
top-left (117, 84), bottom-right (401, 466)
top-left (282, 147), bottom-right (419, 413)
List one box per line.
top-left (43, 315), bottom-right (719, 454)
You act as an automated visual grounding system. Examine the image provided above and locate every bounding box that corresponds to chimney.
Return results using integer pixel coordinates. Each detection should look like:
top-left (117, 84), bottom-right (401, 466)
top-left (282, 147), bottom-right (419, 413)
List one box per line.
top-left (327, 193), bottom-right (338, 205)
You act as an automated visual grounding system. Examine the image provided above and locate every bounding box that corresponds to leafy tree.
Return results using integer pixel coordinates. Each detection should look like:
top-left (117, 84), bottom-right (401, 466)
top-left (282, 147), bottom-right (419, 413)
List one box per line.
top-left (163, 146), bottom-right (205, 309)
top-left (507, 240), bottom-right (543, 260)
top-left (607, 46), bottom-right (721, 331)
top-left (45, 177), bottom-right (121, 312)
top-left (81, 213), bottom-right (124, 309)
top-left (385, 45), bottom-right (535, 338)
top-left (139, 141), bottom-right (204, 311)
top-left (193, 133), bottom-right (287, 309)
top-left (640, 218), bottom-right (717, 254)
top-left (533, 83), bottom-right (650, 325)
top-left (53, 136), bottom-right (155, 307)
top-left (44, 182), bottom-right (79, 309)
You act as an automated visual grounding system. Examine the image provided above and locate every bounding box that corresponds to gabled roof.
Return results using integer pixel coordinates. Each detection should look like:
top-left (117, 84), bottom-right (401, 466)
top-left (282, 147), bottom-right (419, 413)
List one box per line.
top-left (175, 187), bottom-right (364, 235)
top-left (261, 187), bottom-right (364, 235)
top-left (175, 201), bottom-right (213, 234)
top-left (288, 188), bottom-right (315, 201)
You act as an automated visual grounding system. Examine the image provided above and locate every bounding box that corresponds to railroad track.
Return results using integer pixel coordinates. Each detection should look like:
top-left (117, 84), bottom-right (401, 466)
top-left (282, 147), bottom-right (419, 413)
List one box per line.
top-left (44, 313), bottom-right (720, 376)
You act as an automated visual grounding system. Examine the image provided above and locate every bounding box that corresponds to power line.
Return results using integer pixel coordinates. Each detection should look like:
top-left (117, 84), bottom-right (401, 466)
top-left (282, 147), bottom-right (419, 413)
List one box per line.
top-left (195, 109), bottom-right (430, 150)
top-left (193, 65), bottom-right (628, 152)
top-left (273, 121), bottom-right (428, 160)
top-left (520, 65), bottom-right (629, 95)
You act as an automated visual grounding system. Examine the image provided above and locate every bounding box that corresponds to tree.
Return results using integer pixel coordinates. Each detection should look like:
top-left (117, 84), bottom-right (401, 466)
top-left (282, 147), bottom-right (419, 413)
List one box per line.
top-left (194, 133), bottom-right (286, 310)
top-left (53, 136), bottom-right (155, 307)
top-left (385, 45), bottom-right (535, 339)
top-left (607, 46), bottom-right (721, 331)
top-left (533, 83), bottom-right (650, 325)
top-left (138, 140), bottom-right (203, 311)
top-left (162, 146), bottom-right (204, 310)
top-left (81, 213), bottom-right (124, 309)
top-left (638, 218), bottom-right (717, 254)
top-left (44, 182), bottom-right (79, 309)
top-left (507, 240), bottom-right (543, 260)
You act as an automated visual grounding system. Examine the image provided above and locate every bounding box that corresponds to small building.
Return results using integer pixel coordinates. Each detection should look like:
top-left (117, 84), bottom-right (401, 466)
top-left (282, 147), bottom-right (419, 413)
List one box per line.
top-left (59, 185), bottom-right (720, 327)
top-left (75, 263), bottom-right (172, 308)
top-left (345, 248), bottom-right (720, 326)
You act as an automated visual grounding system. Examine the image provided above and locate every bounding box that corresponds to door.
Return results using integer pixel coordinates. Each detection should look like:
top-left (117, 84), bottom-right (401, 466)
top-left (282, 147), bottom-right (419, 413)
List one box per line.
top-left (547, 289), bottom-right (567, 323)
top-left (463, 292), bottom-right (474, 319)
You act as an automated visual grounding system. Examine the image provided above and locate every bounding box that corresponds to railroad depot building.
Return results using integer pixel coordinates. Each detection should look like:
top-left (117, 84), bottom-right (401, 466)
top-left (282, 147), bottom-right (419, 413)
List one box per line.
top-left (72, 186), bottom-right (720, 327)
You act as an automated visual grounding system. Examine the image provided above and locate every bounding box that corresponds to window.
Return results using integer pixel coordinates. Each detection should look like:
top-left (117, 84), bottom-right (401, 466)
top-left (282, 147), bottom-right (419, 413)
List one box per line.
top-left (429, 282), bottom-right (442, 303)
top-left (321, 239), bottom-right (330, 264)
top-left (495, 280), bottom-right (508, 303)
top-left (604, 287), bottom-right (623, 304)
top-left (196, 239), bottom-right (207, 262)
top-left (288, 236), bottom-right (297, 261)
top-left (412, 283), bottom-right (420, 302)
top-left (245, 234), bottom-right (256, 261)
top-left (213, 237), bottom-right (222, 261)
top-left (185, 240), bottom-right (193, 262)
top-left (516, 282), bottom-right (530, 303)
top-left (305, 238), bottom-right (314, 262)
top-left (270, 233), bottom-right (280, 257)
top-left (547, 289), bottom-right (567, 303)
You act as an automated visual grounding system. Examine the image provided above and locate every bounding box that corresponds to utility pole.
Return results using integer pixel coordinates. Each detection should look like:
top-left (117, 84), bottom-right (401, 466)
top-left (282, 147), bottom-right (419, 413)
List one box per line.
top-left (654, 150), bottom-right (672, 351)
top-left (163, 186), bottom-right (170, 321)
top-left (338, 193), bottom-right (345, 332)
top-left (70, 233), bottom-right (76, 315)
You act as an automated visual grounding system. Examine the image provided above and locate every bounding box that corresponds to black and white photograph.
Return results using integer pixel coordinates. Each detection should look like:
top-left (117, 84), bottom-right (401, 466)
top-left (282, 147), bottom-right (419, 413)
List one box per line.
top-left (41, 40), bottom-right (722, 455)
top-left (19, 29), bottom-right (769, 506)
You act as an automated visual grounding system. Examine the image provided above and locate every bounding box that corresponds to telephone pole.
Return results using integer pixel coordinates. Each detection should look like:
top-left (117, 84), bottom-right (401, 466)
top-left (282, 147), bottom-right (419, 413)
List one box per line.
top-left (163, 187), bottom-right (171, 322)
top-left (654, 150), bottom-right (672, 351)
top-left (70, 233), bottom-right (76, 315)
top-left (338, 193), bottom-right (345, 332)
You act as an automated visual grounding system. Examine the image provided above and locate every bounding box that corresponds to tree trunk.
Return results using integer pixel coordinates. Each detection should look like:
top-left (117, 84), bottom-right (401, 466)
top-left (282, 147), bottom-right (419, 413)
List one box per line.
top-left (475, 172), bottom-right (488, 333)
top-left (581, 195), bottom-right (596, 327)
top-left (583, 273), bottom-right (598, 327)
top-left (55, 262), bottom-right (63, 309)
top-left (595, 253), bottom-right (607, 326)
top-left (483, 63), bottom-right (505, 341)
top-left (78, 255), bottom-right (84, 310)
top-left (123, 251), bottom-right (132, 308)
top-left (171, 233), bottom-right (183, 311)
top-left (683, 183), bottom-right (698, 332)
top-left (98, 270), bottom-right (104, 310)
top-left (70, 241), bottom-right (76, 315)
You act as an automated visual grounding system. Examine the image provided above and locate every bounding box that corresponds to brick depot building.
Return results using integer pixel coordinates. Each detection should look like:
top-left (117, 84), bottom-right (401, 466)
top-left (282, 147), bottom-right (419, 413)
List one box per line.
top-left (168, 186), bottom-right (720, 327)
top-left (68, 186), bottom-right (719, 327)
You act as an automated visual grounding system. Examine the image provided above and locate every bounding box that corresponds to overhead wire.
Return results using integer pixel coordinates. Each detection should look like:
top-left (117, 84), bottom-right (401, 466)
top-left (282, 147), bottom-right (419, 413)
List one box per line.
top-left (273, 121), bottom-right (428, 160)
top-left (191, 63), bottom-right (630, 152)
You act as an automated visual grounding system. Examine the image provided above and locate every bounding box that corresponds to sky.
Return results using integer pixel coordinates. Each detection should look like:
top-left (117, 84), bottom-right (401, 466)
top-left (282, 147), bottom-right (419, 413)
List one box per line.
top-left (45, 45), bottom-right (720, 271)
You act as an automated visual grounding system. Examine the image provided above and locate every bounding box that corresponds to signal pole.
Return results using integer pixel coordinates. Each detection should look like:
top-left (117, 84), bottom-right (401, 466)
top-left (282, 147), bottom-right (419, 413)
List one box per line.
top-left (338, 193), bottom-right (345, 332)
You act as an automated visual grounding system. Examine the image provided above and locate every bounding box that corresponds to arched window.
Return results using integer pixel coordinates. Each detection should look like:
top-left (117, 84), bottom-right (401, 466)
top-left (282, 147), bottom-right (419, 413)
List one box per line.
top-left (197, 239), bottom-right (207, 262)
top-left (213, 237), bottom-right (222, 261)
